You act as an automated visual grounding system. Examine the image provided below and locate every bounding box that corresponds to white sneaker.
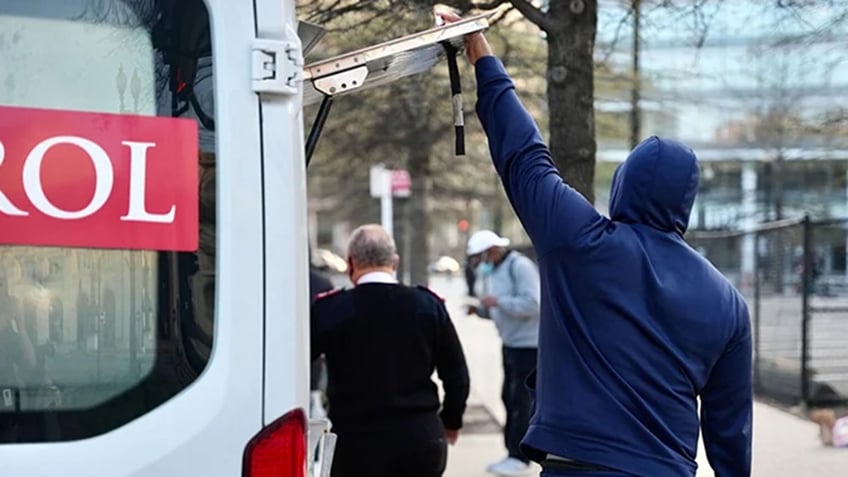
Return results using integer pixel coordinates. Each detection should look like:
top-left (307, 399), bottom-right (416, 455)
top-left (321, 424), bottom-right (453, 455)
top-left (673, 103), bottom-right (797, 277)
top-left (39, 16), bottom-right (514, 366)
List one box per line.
top-left (486, 457), bottom-right (531, 476)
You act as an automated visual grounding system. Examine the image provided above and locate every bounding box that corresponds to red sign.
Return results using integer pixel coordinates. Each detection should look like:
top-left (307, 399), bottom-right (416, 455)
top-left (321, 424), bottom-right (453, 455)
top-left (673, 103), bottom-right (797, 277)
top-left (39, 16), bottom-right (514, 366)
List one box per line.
top-left (0, 105), bottom-right (199, 251)
top-left (390, 169), bottom-right (411, 198)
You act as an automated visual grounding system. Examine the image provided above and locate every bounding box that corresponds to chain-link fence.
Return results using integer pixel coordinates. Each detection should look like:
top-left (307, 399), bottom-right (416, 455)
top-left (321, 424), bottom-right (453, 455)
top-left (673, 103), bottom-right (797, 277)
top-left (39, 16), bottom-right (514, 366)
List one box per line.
top-left (688, 217), bottom-right (848, 408)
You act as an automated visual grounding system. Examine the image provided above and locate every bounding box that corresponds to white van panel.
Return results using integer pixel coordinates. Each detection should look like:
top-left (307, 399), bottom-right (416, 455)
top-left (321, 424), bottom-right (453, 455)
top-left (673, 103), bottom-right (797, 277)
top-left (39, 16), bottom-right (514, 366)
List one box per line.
top-left (254, 0), bottom-right (311, 423)
top-left (252, 5), bottom-right (492, 429)
top-left (0, 0), bottom-right (267, 475)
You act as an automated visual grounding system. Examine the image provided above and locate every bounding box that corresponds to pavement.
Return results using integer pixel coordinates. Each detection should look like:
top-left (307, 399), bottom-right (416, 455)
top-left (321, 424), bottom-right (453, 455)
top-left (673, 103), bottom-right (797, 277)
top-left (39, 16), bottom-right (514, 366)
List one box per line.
top-left (423, 275), bottom-right (847, 477)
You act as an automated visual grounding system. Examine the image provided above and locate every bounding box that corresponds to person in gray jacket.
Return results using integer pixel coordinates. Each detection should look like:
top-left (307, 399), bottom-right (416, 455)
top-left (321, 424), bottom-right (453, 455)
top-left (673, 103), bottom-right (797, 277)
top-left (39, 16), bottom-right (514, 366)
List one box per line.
top-left (467, 230), bottom-right (540, 476)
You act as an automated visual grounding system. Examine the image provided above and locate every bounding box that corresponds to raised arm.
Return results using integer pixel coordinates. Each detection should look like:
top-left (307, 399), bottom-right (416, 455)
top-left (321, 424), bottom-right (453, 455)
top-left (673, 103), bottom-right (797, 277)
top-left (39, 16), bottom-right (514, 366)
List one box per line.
top-left (700, 309), bottom-right (753, 477)
top-left (472, 54), bottom-right (605, 256)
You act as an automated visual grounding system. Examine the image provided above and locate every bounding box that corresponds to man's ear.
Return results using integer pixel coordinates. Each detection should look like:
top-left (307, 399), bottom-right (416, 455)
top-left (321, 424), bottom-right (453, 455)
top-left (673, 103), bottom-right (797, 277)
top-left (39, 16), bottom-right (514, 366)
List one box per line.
top-left (391, 254), bottom-right (400, 271)
top-left (347, 257), bottom-right (355, 278)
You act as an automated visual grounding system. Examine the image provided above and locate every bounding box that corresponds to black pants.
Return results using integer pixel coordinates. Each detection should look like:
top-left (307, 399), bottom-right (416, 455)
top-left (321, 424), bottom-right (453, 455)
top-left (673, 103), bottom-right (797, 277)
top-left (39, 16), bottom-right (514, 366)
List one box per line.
top-left (331, 436), bottom-right (447, 477)
top-left (465, 265), bottom-right (477, 297)
top-left (502, 346), bottom-right (537, 463)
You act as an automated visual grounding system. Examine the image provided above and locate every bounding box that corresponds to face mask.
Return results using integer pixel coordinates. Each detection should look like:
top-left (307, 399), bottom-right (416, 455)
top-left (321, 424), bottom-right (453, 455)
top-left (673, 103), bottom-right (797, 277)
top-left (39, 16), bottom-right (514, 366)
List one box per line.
top-left (476, 262), bottom-right (494, 276)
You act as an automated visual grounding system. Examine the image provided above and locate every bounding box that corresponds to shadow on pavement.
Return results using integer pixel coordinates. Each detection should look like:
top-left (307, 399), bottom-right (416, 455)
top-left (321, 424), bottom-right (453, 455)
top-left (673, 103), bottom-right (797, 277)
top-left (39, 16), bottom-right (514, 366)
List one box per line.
top-left (462, 404), bottom-right (502, 435)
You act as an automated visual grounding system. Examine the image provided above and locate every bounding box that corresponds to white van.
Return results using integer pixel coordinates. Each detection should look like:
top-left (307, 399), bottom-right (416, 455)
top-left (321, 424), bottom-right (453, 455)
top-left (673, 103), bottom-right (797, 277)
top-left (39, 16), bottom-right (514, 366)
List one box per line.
top-left (0, 1), bottom-right (487, 475)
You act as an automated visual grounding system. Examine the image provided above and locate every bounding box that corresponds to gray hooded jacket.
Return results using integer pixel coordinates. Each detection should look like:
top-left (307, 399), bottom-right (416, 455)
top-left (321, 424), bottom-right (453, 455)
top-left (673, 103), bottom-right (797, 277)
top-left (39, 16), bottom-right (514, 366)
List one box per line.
top-left (476, 251), bottom-right (540, 349)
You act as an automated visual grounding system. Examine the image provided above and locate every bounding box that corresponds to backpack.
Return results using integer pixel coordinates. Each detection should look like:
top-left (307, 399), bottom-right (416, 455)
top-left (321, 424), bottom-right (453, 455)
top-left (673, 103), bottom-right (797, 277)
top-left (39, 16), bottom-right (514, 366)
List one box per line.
top-left (506, 250), bottom-right (538, 296)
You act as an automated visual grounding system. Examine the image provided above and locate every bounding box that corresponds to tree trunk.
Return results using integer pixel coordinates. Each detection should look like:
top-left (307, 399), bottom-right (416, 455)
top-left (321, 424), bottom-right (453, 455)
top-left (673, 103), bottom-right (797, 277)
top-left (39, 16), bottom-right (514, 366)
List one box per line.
top-left (546, 0), bottom-right (598, 204)
top-left (395, 197), bottom-right (409, 284)
top-left (630, 0), bottom-right (642, 150)
top-left (492, 173), bottom-right (504, 235)
top-left (407, 145), bottom-right (432, 286)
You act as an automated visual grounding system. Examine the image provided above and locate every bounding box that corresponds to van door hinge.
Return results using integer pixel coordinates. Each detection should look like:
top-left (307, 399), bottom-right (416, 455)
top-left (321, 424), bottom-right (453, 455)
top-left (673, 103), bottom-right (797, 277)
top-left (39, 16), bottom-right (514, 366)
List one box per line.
top-left (251, 39), bottom-right (303, 95)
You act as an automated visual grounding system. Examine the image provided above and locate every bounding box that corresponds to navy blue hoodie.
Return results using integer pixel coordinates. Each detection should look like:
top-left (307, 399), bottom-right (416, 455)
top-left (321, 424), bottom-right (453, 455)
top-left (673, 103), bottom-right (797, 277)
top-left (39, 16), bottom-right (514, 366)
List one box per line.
top-left (475, 57), bottom-right (752, 477)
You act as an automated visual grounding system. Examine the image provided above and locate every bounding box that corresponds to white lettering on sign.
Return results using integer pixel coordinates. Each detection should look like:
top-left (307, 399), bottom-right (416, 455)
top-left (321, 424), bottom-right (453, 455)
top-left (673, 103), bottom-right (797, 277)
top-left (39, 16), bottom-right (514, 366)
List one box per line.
top-left (0, 137), bottom-right (176, 223)
top-left (0, 140), bottom-right (30, 216)
top-left (120, 141), bottom-right (175, 224)
top-left (23, 136), bottom-right (114, 220)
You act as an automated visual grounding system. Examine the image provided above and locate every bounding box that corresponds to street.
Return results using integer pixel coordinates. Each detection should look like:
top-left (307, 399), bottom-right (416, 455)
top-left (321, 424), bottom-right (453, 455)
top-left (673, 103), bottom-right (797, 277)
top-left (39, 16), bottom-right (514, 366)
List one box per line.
top-left (418, 275), bottom-right (847, 477)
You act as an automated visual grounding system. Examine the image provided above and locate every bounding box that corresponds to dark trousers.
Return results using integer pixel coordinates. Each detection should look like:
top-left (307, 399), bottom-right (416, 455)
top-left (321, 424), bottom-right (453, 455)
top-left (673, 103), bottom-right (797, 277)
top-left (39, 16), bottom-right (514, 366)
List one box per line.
top-left (331, 436), bottom-right (447, 477)
top-left (465, 264), bottom-right (477, 297)
top-left (502, 346), bottom-right (537, 463)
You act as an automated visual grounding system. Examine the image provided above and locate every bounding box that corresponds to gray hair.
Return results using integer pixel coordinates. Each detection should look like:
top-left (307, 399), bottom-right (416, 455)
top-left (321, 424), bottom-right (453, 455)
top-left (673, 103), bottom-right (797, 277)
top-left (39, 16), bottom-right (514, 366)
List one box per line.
top-left (347, 224), bottom-right (397, 268)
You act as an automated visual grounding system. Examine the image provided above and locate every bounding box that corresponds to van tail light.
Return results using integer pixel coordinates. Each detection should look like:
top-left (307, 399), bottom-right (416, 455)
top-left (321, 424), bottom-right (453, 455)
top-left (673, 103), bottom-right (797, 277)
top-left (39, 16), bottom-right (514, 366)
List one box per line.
top-left (243, 408), bottom-right (307, 477)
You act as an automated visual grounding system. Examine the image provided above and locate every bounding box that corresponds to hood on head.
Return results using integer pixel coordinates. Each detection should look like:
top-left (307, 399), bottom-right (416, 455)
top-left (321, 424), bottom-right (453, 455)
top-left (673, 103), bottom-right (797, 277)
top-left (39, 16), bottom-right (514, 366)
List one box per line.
top-left (608, 136), bottom-right (700, 234)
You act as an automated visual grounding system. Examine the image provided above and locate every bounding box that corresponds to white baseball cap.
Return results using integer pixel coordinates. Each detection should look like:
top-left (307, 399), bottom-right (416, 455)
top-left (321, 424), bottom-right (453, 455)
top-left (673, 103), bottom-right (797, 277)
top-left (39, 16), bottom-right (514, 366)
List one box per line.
top-left (467, 230), bottom-right (510, 255)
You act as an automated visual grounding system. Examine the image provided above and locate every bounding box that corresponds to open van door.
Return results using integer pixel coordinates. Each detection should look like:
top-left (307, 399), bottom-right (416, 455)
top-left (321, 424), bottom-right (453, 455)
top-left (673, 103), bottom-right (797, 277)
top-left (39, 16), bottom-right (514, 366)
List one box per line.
top-left (0, 0), bottom-right (489, 474)
top-left (301, 13), bottom-right (491, 105)
top-left (300, 13), bottom-right (492, 164)
top-left (250, 5), bottom-right (491, 475)
top-left (0, 1), bottom-right (265, 476)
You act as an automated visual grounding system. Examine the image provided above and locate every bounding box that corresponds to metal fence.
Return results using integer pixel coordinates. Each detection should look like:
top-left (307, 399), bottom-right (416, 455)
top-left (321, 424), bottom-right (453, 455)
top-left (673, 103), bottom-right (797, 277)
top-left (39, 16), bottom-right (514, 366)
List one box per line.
top-left (688, 217), bottom-right (848, 408)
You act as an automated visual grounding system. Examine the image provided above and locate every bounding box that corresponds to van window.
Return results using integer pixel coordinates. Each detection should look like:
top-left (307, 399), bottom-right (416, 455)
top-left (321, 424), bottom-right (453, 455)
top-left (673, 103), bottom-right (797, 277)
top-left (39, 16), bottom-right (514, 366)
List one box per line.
top-left (0, 0), bottom-right (216, 443)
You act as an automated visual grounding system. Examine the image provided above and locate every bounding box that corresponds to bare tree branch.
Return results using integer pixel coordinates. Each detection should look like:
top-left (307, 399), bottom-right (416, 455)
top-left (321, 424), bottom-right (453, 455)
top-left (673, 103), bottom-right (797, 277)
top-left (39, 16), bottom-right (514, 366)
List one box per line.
top-left (505, 0), bottom-right (554, 31)
top-left (691, 0), bottom-right (725, 48)
top-left (472, 0), bottom-right (509, 10)
top-left (487, 4), bottom-right (517, 26)
top-left (598, 7), bottom-right (634, 64)
top-left (642, 0), bottom-right (726, 49)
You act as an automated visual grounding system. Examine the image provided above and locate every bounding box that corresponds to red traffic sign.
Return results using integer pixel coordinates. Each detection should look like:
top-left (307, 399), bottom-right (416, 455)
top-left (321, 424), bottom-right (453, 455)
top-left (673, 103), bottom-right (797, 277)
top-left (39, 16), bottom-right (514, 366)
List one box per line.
top-left (390, 169), bottom-right (411, 197)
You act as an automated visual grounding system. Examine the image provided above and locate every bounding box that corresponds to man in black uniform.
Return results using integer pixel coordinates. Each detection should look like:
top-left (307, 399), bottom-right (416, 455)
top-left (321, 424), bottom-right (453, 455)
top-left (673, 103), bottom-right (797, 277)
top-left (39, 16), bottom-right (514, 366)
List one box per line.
top-left (312, 224), bottom-right (470, 477)
top-left (309, 262), bottom-right (334, 418)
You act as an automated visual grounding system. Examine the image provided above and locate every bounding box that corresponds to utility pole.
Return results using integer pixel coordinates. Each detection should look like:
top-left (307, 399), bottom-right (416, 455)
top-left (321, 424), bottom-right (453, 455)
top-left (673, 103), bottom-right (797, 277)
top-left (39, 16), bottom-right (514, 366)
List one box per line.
top-left (492, 172), bottom-right (503, 235)
top-left (630, 0), bottom-right (642, 150)
top-left (370, 164), bottom-right (394, 239)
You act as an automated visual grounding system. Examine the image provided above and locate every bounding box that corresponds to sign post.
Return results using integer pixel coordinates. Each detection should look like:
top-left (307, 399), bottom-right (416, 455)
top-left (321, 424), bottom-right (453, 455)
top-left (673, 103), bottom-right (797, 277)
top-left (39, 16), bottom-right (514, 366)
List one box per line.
top-left (370, 164), bottom-right (391, 237)
top-left (369, 164), bottom-right (411, 240)
top-left (381, 186), bottom-right (393, 241)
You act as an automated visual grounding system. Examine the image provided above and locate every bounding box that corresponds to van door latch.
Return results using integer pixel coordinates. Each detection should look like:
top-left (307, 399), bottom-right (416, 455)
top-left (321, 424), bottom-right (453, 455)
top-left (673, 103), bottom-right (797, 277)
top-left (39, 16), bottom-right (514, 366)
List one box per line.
top-left (251, 39), bottom-right (303, 95)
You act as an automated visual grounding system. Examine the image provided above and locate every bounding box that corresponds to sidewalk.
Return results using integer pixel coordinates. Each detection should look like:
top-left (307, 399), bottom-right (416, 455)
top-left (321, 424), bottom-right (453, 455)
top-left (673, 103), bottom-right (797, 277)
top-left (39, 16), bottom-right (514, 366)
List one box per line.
top-left (427, 275), bottom-right (846, 477)
top-left (445, 400), bottom-right (845, 477)
top-left (444, 387), bottom-right (541, 477)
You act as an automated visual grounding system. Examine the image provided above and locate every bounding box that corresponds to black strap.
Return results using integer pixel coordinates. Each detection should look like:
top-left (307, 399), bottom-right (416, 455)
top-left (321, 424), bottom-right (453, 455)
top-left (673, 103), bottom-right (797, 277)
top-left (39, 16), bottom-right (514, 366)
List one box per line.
top-left (441, 41), bottom-right (465, 156)
top-left (541, 458), bottom-right (615, 473)
top-left (188, 90), bottom-right (216, 130)
top-left (507, 252), bottom-right (518, 296)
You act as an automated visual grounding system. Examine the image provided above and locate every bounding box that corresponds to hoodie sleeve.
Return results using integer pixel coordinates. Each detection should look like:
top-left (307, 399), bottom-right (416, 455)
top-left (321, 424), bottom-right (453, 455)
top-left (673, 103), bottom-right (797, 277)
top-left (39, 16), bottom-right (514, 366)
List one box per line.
top-left (497, 256), bottom-right (540, 320)
top-left (700, 306), bottom-right (753, 477)
top-left (475, 56), bottom-right (605, 256)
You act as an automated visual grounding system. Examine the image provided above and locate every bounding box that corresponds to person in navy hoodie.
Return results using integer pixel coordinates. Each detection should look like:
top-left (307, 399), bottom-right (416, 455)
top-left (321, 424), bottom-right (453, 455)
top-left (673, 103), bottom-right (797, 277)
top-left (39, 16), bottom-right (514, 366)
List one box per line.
top-left (439, 12), bottom-right (752, 477)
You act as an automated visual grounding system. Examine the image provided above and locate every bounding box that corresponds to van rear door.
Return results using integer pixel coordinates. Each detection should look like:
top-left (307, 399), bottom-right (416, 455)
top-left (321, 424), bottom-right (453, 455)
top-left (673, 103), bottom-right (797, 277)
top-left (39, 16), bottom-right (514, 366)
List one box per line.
top-left (251, 8), bottom-right (491, 476)
top-left (0, 0), bottom-right (266, 475)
